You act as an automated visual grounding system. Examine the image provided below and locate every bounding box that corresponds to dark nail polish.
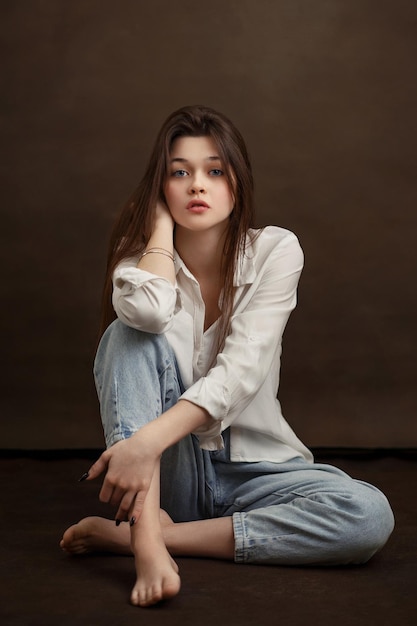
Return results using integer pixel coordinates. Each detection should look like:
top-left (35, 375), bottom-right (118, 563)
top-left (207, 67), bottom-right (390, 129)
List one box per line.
top-left (78, 471), bottom-right (89, 482)
top-left (115, 519), bottom-right (121, 527)
top-left (130, 516), bottom-right (136, 527)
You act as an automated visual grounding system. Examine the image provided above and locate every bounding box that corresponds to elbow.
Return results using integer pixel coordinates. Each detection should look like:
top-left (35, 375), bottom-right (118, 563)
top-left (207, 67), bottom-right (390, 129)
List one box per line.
top-left (114, 297), bottom-right (175, 334)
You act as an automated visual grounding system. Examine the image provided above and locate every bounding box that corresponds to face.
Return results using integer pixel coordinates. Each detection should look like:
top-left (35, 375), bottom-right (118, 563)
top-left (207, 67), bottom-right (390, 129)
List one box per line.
top-left (164, 135), bottom-right (235, 235)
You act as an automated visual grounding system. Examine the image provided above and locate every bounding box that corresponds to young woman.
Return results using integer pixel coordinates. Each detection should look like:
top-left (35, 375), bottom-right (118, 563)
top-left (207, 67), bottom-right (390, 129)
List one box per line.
top-left (61, 105), bottom-right (394, 607)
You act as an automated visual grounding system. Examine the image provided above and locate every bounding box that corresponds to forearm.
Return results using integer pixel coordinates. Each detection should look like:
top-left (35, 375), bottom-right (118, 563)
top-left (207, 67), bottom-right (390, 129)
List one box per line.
top-left (137, 209), bottom-right (175, 284)
top-left (132, 400), bottom-right (212, 456)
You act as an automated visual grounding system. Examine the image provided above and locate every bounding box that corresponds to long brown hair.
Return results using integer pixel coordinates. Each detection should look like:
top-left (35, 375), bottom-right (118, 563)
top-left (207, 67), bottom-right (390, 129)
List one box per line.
top-left (99, 105), bottom-right (256, 353)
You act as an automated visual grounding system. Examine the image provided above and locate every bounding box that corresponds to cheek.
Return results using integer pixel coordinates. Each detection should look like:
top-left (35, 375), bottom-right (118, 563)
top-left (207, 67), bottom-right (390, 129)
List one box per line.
top-left (164, 183), bottom-right (177, 208)
top-left (222, 186), bottom-right (235, 212)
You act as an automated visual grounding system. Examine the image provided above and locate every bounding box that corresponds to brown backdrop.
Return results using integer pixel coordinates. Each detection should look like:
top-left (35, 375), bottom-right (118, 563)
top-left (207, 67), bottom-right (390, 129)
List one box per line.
top-left (2, 0), bottom-right (416, 449)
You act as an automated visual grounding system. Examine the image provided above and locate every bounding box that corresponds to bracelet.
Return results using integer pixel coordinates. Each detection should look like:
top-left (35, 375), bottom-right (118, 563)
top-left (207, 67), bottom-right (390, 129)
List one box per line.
top-left (140, 247), bottom-right (175, 262)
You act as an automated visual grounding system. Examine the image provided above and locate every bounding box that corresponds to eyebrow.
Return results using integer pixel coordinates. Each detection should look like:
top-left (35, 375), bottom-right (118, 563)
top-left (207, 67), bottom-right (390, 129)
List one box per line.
top-left (169, 156), bottom-right (221, 164)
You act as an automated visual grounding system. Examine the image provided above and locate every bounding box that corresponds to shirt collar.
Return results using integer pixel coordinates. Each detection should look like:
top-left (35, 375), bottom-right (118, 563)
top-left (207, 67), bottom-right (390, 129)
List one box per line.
top-left (174, 251), bottom-right (195, 282)
top-left (234, 252), bottom-right (257, 286)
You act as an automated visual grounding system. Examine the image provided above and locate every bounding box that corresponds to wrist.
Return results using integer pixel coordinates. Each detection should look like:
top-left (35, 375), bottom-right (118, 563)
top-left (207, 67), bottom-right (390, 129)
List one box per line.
top-left (154, 202), bottom-right (175, 233)
top-left (133, 421), bottom-right (165, 458)
top-left (149, 219), bottom-right (174, 252)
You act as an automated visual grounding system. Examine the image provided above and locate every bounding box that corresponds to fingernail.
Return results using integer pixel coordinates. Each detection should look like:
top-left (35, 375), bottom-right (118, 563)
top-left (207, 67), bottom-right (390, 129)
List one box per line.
top-left (78, 471), bottom-right (89, 482)
top-left (115, 519), bottom-right (121, 527)
top-left (130, 516), bottom-right (136, 527)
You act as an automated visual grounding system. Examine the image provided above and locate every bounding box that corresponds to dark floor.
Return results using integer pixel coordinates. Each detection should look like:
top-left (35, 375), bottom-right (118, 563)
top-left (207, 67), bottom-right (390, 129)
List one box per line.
top-left (1, 450), bottom-right (416, 626)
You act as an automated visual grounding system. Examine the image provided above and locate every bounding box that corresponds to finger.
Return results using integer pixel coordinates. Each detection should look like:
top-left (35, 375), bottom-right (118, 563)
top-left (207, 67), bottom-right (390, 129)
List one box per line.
top-left (116, 491), bottom-right (138, 523)
top-left (83, 451), bottom-right (110, 482)
top-left (129, 491), bottom-right (147, 526)
top-left (108, 485), bottom-right (127, 509)
top-left (99, 477), bottom-right (116, 504)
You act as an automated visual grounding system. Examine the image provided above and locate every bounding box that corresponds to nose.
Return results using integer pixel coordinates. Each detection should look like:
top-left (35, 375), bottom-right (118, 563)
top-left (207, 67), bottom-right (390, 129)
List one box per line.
top-left (189, 175), bottom-right (206, 195)
top-left (190, 186), bottom-right (205, 195)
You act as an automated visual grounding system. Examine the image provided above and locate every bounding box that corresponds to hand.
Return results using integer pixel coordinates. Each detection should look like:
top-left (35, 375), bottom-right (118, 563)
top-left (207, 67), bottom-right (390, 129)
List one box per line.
top-left (155, 199), bottom-right (175, 230)
top-left (83, 433), bottom-right (159, 523)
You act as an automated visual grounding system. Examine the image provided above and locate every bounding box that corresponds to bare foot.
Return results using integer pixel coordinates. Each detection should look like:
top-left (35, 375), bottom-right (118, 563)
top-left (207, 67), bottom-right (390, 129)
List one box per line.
top-left (130, 531), bottom-right (181, 607)
top-left (60, 516), bottom-right (131, 555)
top-left (60, 512), bottom-right (181, 606)
top-left (60, 511), bottom-right (175, 556)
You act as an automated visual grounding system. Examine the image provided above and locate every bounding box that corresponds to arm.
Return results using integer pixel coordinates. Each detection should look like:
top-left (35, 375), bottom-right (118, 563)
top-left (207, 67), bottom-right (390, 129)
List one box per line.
top-left (85, 202), bottom-right (206, 522)
top-left (136, 201), bottom-right (176, 284)
top-left (112, 201), bottom-right (178, 333)
top-left (181, 231), bottom-right (304, 446)
top-left (85, 399), bottom-right (211, 522)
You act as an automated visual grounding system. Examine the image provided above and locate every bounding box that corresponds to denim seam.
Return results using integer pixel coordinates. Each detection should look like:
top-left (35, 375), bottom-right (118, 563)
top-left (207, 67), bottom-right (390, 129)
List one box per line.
top-left (232, 512), bottom-right (246, 563)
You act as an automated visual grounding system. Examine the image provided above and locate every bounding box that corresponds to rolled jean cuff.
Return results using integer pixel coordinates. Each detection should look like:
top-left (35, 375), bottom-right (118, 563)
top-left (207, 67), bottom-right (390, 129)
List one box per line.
top-left (233, 512), bottom-right (280, 564)
top-left (232, 512), bottom-right (247, 564)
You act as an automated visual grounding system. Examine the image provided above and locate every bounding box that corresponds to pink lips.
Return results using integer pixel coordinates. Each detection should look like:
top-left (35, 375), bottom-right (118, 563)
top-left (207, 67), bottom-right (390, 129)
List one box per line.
top-left (186, 200), bottom-right (209, 213)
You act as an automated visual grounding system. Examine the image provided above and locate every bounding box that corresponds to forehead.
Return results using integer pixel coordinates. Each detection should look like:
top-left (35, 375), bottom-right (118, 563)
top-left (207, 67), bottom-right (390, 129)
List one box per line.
top-left (169, 135), bottom-right (220, 160)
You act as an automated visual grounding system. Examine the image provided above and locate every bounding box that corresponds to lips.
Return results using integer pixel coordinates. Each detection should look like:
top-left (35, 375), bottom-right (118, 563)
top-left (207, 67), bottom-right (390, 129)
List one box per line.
top-left (186, 200), bottom-right (209, 211)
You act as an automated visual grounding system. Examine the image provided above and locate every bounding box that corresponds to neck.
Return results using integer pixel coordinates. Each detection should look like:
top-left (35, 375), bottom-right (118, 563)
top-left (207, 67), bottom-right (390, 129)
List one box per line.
top-left (174, 226), bottom-right (227, 280)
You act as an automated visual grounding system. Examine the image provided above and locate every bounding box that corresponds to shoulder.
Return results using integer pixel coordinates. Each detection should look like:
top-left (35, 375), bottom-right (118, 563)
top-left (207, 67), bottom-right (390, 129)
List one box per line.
top-left (247, 226), bottom-right (303, 265)
top-left (235, 226), bottom-right (303, 286)
top-left (249, 225), bottom-right (300, 247)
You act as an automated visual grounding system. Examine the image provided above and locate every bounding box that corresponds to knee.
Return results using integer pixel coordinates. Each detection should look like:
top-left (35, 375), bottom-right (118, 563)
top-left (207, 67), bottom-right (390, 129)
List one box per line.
top-left (342, 486), bottom-right (395, 564)
top-left (95, 320), bottom-right (172, 373)
top-left (100, 319), bottom-right (161, 352)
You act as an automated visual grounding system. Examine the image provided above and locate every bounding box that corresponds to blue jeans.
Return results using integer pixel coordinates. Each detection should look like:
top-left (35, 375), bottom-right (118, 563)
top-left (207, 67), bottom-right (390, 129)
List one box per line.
top-left (94, 320), bottom-right (395, 565)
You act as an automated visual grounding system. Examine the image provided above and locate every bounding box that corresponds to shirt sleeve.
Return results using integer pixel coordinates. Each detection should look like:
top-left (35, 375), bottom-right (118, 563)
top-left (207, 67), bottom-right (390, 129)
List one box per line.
top-left (112, 259), bottom-right (181, 334)
top-left (180, 233), bottom-right (304, 449)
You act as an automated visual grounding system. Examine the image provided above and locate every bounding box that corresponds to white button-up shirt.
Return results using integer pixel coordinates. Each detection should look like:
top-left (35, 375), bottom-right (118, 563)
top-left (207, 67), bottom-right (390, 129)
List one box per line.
top-left (112, 226), bottom-right (313, 463)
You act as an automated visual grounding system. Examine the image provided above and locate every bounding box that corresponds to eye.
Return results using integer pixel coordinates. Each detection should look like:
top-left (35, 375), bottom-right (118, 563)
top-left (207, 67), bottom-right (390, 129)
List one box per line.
top-left (209, 169), bottom-right (223, 176)
top-left (172, 169), bottom-right (188, 177)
